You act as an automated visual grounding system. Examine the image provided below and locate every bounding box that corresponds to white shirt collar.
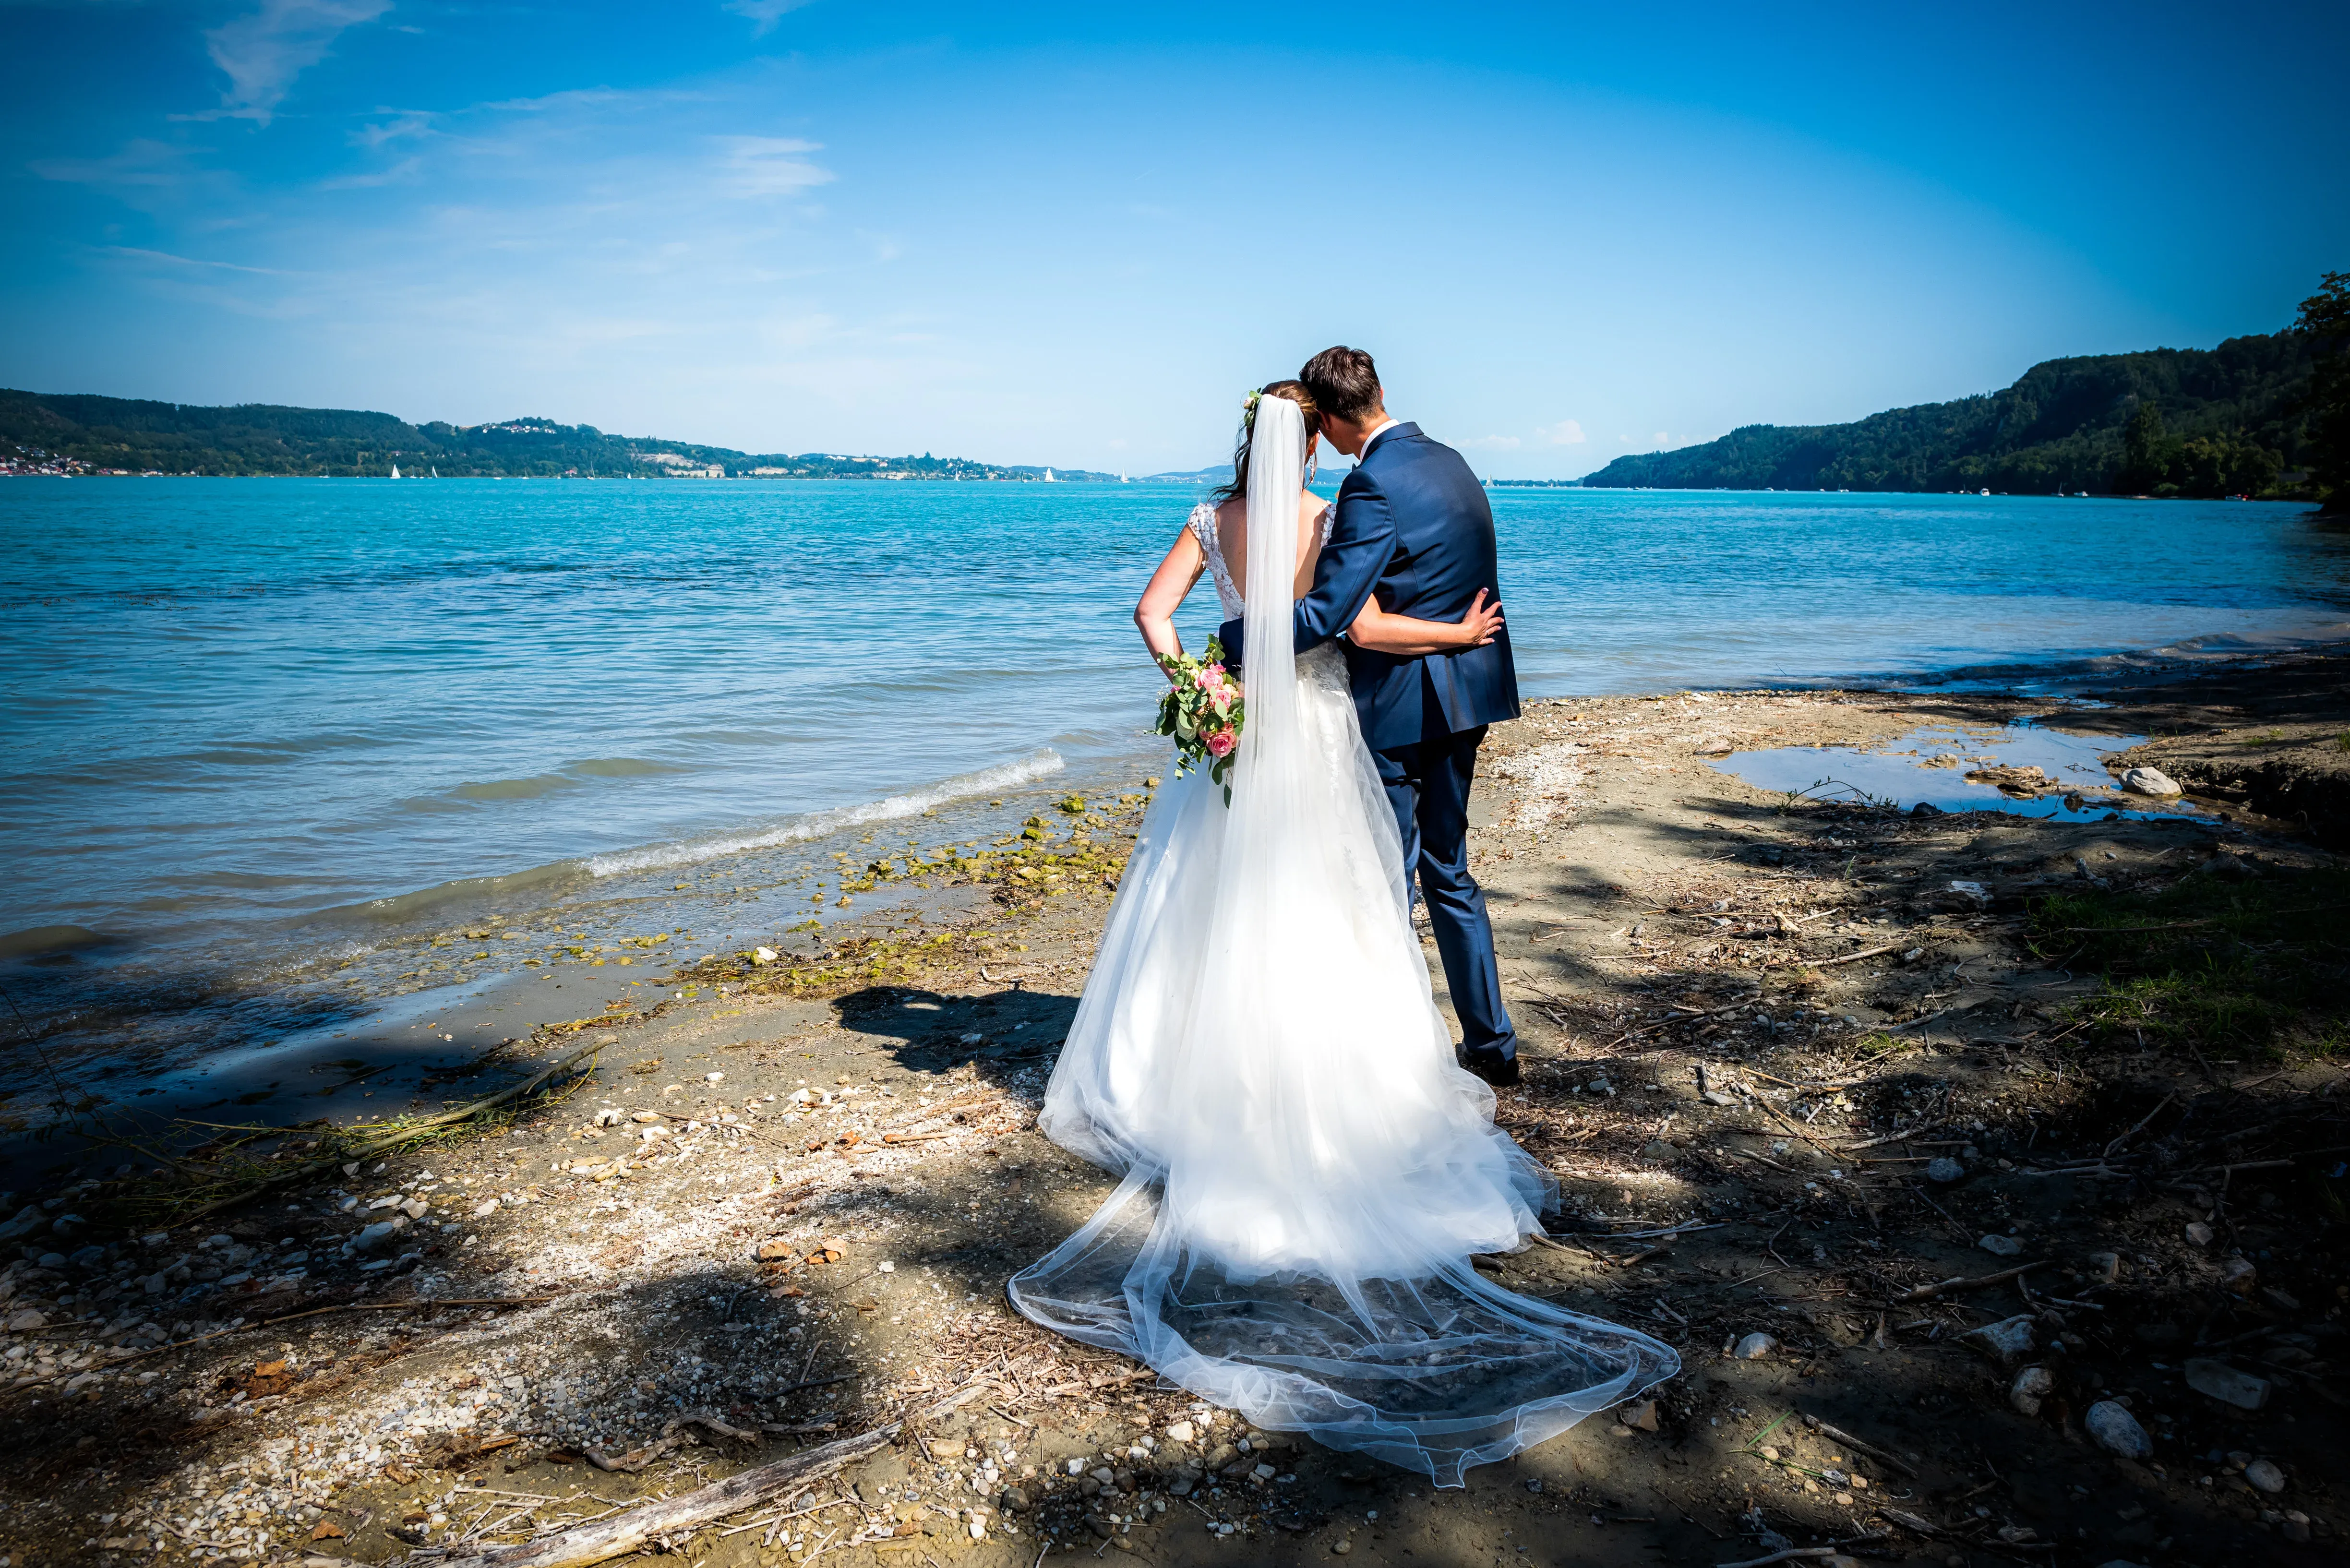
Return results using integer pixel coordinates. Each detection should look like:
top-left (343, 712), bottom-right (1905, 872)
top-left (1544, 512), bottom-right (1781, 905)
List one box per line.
top-left (1355, 417), bottom-right (1401, 461)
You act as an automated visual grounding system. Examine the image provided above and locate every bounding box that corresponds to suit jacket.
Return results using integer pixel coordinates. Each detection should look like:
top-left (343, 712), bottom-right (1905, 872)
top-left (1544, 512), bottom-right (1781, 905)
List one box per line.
top-left (1220, 422), bottom-right (1520, 752)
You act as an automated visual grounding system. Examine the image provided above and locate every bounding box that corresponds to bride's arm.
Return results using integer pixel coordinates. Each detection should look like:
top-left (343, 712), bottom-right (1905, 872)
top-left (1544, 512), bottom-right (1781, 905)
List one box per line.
top-left (1135, 527), bottom-right (1208, 676)
top-left (1346, 589), bottom-right (1505, 655)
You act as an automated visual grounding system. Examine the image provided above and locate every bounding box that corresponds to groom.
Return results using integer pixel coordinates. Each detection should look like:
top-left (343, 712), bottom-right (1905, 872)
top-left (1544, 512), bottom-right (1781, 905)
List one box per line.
top-left (1221, 346), bottom-right (1523, 1086)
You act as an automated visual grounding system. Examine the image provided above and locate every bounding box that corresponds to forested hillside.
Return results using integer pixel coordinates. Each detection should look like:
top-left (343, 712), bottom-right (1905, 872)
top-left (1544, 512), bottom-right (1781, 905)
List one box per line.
top-left (1580, 328), bottom-right (2318, 498)
top-left (0, 392), bottom-right (1113, 480)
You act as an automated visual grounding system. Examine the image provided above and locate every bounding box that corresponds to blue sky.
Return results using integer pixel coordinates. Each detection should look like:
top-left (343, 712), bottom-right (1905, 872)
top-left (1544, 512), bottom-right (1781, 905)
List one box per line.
top-left (4, 1), bottom-right (2345, 478)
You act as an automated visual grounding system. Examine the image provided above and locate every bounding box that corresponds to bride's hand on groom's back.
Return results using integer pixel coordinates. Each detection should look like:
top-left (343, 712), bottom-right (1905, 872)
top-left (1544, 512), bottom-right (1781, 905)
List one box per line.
top-left (1345, 588), bottom-right (1503, 655)
top-left (1455, 588), bottom-right (1504, 648)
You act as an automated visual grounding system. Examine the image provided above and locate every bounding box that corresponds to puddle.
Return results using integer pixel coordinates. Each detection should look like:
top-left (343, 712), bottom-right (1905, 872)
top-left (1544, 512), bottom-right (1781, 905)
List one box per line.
top-left (1709, 718), bottom-right (2213, 822)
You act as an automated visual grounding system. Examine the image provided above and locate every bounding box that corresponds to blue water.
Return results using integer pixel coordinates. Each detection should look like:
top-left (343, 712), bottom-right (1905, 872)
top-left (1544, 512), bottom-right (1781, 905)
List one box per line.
top-left (0, 479), bottom-right (2345, 1080)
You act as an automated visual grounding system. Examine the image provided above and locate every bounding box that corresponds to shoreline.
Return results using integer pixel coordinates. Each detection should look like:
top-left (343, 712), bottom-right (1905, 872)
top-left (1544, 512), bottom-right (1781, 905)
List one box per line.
top-left (6, 636), bottom-right (2346, 1193)
top-left (0, 649), bottom-right (2342, 1566)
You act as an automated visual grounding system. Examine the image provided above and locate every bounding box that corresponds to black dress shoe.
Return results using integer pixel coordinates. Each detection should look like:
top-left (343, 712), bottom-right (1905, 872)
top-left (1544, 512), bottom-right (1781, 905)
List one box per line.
top-left (1459, 1052), bottom-right (1520, 1088)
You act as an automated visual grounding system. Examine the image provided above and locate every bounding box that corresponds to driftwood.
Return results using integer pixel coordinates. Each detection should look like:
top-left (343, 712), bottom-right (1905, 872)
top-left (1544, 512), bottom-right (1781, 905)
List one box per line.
top-left (1889, 1261), bottom-right (2042, 1303)
top-left (1809, 943), bottom-right (1904, 969)
top-left (428, 1422), bottom-right (899, 1568)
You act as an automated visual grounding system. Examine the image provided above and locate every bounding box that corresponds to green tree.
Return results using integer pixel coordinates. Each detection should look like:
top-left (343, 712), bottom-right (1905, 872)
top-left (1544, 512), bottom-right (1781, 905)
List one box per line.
top-left (2116, 400), bottom-right (2176, 494)
top-left (2294, 270), bottom-right (2350, 511)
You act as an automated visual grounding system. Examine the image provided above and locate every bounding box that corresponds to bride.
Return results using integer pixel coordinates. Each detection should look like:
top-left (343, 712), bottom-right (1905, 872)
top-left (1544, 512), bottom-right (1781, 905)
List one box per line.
top-left (1007, 383), bottom-right (1677, 1486)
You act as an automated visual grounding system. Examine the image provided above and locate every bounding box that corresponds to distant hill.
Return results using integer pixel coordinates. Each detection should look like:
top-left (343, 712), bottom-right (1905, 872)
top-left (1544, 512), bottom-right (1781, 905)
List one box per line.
top-left (1579, 328), bottom-right (2319, 499)
top-left (0, 391), bottom-right (1120, 481)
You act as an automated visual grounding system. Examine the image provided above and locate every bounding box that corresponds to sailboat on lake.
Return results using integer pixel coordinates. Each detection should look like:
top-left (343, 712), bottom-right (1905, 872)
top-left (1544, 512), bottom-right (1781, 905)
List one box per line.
top-left (390, 464), bottom-right (402, 479)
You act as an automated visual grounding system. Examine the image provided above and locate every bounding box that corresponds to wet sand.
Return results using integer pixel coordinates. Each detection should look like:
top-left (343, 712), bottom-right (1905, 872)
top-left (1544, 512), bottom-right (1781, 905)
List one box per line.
top-left (1, 650), bottom-right (2344, 1568)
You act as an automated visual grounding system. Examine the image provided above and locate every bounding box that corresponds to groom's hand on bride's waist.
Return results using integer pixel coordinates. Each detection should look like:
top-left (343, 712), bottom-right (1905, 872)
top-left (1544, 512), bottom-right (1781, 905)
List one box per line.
top-left (1217, 616), bottom-right (1245, 669)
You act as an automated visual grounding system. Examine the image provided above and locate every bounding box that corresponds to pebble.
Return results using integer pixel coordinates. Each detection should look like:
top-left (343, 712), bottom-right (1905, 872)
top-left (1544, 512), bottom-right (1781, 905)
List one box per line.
top-left (1165, 1421), bottom-right (1195, 1444)
top-left (2009, 1365), bottom-right (2053, 1416)
top-left (1960, 1315), bottom-right (2035, 1366)
top-left (1978, 1233), bottom-right (2024, 1257)
top-left (2243, 1459), bottom-right (2285, 1494)
top-left (1924, 1157), bottom-right (1966, 1184)
top-left (347, 1219), bottom-right (404, 1255)
top-left (1619, 1398), bottom-right (1660, 1432)
top-left (2184, 1221), bottom-right (2214, 1246)
top-left (2182, 1357), bottom-right (2271, 1411)
top-left (1733, 1333), bottom-right (1776, 1360)
top-left (2086, 1251), bottom-right (2121, 1284)
top-left (2120, 766), bottom-right (2182, 797)
top-left (2084, 1400), bottom-right (2152, 1459)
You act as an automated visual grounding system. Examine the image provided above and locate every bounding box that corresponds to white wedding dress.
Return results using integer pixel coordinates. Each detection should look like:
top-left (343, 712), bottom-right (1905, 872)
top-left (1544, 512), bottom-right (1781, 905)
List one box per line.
top-left (1007, 396), bottom-right (1677, 1486)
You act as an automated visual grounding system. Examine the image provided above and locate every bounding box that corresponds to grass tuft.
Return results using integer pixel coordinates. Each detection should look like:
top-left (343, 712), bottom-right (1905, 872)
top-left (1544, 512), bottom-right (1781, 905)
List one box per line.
top-left (2028, 864), bottom-right (2350, 1059)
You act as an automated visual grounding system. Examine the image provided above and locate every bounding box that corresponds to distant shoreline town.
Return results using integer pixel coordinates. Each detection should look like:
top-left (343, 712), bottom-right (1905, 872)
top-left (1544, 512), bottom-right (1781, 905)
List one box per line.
top-left (0, 391), bottom-right (1141, 483)
top-left (0, 449), bottom-right (1130, 482)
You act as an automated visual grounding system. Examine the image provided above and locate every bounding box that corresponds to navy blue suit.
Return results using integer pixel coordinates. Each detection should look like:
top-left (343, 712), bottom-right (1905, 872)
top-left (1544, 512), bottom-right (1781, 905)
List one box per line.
top-left (1219, 423), bottom-right (1521, 1070)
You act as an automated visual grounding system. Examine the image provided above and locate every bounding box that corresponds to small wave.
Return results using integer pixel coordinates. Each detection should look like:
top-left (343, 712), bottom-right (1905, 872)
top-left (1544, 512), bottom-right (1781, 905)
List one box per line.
top-left (567, 757), bottom-right (692, 778)
top-left (333, 859), bottom-right (592, 926)
top-left (448, 773), bottom-right (585, 803)
top-left (584, 749), bottom-right (1068, 877)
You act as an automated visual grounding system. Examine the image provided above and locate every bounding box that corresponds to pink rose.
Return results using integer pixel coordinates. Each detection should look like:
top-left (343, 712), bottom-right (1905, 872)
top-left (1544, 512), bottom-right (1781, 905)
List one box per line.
top-left (1205, 729), bottom-right (1236, 758)
top-left (1193, 669), bottom-right (1214, 690)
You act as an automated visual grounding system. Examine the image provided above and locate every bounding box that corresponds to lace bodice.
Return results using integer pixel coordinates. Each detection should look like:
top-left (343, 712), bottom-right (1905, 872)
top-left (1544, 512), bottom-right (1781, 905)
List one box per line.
top-left (1188, 500), bottom-right (1336, 619)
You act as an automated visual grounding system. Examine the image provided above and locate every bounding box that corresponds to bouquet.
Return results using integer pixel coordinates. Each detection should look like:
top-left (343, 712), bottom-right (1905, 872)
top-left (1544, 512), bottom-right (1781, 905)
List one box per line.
top-left (1154, 637), bottom-right (1244, 799)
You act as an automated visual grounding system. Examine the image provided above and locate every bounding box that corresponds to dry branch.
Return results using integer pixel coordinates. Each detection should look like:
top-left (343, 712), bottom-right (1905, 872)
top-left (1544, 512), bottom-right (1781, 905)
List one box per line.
top-left (1888, 1261), bottom-right (2043, 1303)
top-left (429, 1422), bottom-right (899, 1568)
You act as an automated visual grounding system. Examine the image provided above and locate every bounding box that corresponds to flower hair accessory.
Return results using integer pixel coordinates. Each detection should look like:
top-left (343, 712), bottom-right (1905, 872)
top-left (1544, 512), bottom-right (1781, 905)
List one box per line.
top-left (1241, 388), bottom-right (1263, 421)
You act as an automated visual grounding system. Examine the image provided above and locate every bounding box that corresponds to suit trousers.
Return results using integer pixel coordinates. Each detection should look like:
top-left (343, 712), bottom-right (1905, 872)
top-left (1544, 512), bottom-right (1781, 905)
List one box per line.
top-left (1373, 682), bottom-right (1517, 1067)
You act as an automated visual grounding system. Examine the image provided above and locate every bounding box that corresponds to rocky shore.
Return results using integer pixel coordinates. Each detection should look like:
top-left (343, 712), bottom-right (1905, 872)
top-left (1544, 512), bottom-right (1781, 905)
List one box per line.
top-left (1, 652), bottom-right (2343, 1568)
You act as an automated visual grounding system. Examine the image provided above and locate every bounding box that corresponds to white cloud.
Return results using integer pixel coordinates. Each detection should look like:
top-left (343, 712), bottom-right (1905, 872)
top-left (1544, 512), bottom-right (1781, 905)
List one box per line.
top-left (352, 111), bottom-right (434, 150)
top-left (319, 155), bottom-right (422, 189)
top-left (1537, 418), bottom-right (1586, 445)
top-left (203, 0), bottom-right (393, 124)
top-left (99, 246), bottom-right (293, 277)
top-left (716, 135), bottom-right (834, 197)
top-left (31, 139), bottom-right (203, 191)
top-left (724, 0), bottom-right (814, 36)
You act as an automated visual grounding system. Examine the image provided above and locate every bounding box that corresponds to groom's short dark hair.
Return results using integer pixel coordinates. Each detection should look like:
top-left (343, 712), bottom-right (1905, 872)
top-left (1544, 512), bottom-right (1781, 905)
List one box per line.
top-left (1300, 347), bottom-right (1382, 423)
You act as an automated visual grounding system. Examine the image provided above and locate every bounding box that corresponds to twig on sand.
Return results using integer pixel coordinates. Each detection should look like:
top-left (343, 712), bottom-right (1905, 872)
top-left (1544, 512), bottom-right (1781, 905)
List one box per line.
top-left (431, 1423), bottom-right (899, 1568)
top-left (1888, 1261), bottom-right (2043, 1303)
top-left (1810, 943), bottom-right (1903, 969)
top-left (1715, 1549), bottom-right (1848, 1568)
top-left (1799, 1412), bottom-right (1918, 1477)
top-left (2103, 1091), bottom-right (2175, 1158)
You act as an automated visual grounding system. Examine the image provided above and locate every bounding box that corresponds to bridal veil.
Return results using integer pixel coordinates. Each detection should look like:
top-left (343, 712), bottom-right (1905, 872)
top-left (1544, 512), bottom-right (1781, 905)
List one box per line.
top-left (1007, 393), bottom-right (1678, 1486)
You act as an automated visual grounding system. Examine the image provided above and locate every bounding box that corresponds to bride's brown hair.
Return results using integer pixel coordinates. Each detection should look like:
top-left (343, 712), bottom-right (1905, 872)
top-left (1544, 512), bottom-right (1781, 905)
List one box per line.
top-left (1211, 380), bottom-right (1320, 506)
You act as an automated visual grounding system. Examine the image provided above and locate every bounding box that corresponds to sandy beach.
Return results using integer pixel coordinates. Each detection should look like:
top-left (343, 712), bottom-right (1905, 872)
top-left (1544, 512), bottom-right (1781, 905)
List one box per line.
top-left (3, 650), bottom-right (2345, 1568)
